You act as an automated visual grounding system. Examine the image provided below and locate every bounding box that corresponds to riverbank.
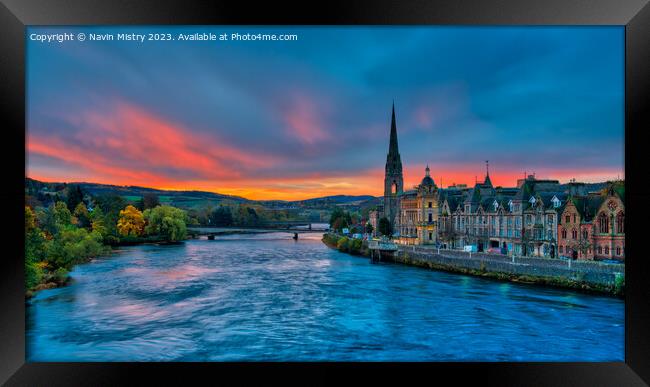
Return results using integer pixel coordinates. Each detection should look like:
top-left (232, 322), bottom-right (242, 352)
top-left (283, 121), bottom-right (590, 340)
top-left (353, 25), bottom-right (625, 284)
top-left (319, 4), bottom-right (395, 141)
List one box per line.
top-left (322, 233), bottom-right (625, 297)
top-left (25, 238), bottom-right (187, 299)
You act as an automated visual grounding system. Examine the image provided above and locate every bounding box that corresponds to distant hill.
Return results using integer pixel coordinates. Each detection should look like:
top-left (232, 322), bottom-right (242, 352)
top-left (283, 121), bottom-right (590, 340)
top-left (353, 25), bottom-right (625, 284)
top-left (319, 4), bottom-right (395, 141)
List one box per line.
top-left (25, 178), bottom-right (378, 211)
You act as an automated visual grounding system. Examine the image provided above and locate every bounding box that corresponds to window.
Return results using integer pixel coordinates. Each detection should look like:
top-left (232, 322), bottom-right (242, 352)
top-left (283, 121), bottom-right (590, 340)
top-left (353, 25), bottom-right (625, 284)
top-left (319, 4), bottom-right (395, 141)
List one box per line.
top-left (572, 214), bottom-right (576, 223)
top-left (565, 215), bottom-right (570, 223)
top-left (605, 246), bottom-right (609, 255)
top-left (598, 246), bottom-right (602, 254)
top-left (598, 213), bottom-right (609, 234)
top-left (582, 230), bottom-right (588, 239)
top-left (616, 247), bottom-right (621, 256)
top-left (616, 212), bottom-right (624, 234)
top-left (428, 213), bottom-right (432, 222)
top-left (561, 228), bottom-right (567, 239)
top-left (572, 229), bottom-right (577, 239)
top-left (428, 202), bottom-right (432, 208)
top-left (559, 245), bottom-right (563, 253)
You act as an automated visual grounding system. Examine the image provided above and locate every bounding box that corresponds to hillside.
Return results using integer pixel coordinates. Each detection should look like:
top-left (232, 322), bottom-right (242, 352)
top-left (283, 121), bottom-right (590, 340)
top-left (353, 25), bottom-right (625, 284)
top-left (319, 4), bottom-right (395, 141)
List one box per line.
top-left (25, 178), bottom-right (378, 211)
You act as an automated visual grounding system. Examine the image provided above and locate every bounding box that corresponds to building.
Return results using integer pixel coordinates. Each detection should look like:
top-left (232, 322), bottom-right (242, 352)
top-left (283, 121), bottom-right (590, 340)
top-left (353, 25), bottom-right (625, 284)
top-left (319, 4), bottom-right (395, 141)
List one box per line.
top-left (396, 165), bottom-right (439, 245)
top-left (370, 102), bottom-right (623, 259)
top-left (558, 181), bottom-right (625, 261)
top-left (383, 102), bottom-right (403, 229)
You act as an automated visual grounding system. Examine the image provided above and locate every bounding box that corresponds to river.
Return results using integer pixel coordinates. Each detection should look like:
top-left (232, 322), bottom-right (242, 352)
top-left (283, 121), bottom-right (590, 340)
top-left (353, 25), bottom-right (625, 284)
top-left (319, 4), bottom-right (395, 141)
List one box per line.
top-left (26, 232), bottom-right (624, 361)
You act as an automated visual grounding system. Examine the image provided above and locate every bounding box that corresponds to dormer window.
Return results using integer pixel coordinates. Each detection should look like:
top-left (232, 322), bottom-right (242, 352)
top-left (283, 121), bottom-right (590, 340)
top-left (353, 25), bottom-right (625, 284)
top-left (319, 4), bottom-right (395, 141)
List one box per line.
top-left (508, 200), bottom-right (513, 212)
top-left (493, 201), bottom-right (498, 212)
top-left (529, 196), bottom-right (536, 205)
top-left (551, 196), bottom-right (561, 208)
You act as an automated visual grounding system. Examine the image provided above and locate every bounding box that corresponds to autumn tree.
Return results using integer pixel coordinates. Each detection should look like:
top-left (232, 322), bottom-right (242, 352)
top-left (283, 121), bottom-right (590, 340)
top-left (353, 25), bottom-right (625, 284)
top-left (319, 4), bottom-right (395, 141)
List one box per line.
top-left (117, 205), bottom-right (145, 237)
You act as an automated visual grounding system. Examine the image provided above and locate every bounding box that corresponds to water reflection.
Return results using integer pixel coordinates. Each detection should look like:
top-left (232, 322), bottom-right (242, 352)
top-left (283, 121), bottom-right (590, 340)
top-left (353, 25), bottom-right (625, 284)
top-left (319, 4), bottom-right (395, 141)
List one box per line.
top-left (27, 232), bottom-right (624, 361)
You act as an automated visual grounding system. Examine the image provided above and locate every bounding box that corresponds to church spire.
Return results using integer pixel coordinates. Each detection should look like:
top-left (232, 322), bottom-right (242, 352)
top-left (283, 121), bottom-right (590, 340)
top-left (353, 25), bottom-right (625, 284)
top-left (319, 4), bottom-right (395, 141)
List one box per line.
top-left (388, 101), bottom-right (399, 157)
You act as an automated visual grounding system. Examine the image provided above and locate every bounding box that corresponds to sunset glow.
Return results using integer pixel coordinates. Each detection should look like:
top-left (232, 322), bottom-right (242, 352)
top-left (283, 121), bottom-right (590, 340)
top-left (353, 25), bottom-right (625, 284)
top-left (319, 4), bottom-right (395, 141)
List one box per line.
top-left (27, 26), bottom-right (624, 200)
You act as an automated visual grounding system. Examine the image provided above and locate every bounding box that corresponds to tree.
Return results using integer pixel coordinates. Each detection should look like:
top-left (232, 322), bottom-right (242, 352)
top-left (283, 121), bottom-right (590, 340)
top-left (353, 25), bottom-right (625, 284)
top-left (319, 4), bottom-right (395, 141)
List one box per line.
top-left (38, 201), bottom-right (73, 236)
top-left (142, 193), bottom-right (160, 210)
top-left (365, 222), bottom-right (374, 234)
top-left (74, 202), bottom-right (91, 229)
top-left (210, 206), bottom-right (233, 226)
top-left (25, 206), bottom-right (45, 289)
top-left (66, 185), bottom-right (84, 212)
top-left (143, 205), bottom-right (188, 242)
top-left (89, 206), bottom-right (107, 238)
top-left (378, 217), bottom-right (392, 237)
top-left (117, 205), bottom-right (145, 237)
top-left (93, 194), bottom-right (127, 236)
top-left (329, 207), bottom-right (352, 232)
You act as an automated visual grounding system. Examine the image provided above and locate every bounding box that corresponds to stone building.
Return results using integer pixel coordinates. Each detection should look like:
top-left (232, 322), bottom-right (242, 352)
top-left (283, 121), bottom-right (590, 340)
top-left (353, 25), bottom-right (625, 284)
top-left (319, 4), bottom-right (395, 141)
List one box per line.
top-left (396, 166), bottom-right (439, 245)
top-left (558, 182), bottom-right (625, 261)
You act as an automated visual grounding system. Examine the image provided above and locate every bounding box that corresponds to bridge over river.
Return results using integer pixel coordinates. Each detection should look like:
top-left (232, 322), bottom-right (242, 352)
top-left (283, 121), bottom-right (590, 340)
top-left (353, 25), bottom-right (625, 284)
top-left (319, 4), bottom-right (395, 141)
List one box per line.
top-left (188, 222), bottom-right (329, 239)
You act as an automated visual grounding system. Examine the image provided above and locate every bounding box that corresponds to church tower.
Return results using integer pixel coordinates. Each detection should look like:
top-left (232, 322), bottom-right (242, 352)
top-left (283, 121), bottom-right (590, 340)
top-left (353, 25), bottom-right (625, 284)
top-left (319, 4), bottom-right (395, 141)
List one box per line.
top-left (383, 102), bottom-right (404, 228)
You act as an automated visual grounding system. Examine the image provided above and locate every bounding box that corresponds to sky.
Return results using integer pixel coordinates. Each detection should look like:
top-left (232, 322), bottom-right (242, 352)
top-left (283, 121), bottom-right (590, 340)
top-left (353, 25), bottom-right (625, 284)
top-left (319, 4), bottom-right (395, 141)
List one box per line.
top-left (26, 26), bottom-right (624, 200)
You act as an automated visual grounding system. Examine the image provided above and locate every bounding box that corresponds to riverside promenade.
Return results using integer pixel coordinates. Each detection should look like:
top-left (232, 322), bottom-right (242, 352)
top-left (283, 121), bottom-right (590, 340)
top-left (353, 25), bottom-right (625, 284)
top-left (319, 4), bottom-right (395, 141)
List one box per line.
top-left (323, 234), bottom-right (625, 296)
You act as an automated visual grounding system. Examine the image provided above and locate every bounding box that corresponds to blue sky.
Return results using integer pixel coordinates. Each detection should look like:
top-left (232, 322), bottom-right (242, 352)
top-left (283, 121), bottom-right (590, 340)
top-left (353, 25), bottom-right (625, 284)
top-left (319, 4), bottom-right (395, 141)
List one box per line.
top-left (26, 26), bottom-right (624, 199)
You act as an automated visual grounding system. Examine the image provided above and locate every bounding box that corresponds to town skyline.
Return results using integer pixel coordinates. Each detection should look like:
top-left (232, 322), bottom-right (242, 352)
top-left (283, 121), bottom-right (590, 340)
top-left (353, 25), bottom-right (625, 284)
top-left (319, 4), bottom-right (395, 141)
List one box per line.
top-left (27, 26), bottom-right (624, 200)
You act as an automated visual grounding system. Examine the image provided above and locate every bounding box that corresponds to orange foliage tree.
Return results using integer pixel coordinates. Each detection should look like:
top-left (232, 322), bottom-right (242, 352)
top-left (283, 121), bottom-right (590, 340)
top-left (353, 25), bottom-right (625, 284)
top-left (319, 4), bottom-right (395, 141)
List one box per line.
top-left (117, 205), bottom-right (145, 237)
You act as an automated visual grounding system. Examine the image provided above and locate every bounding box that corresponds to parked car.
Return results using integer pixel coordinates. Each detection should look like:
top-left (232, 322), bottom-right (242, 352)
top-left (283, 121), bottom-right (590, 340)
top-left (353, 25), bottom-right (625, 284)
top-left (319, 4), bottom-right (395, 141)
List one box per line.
top-left (486, 247), bottom-right (502, 254)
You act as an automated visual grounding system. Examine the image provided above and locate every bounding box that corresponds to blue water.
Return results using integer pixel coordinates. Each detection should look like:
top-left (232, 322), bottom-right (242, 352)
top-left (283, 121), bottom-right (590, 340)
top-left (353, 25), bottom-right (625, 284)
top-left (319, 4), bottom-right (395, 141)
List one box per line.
top-left (26, 232), bottom-right (624, 361)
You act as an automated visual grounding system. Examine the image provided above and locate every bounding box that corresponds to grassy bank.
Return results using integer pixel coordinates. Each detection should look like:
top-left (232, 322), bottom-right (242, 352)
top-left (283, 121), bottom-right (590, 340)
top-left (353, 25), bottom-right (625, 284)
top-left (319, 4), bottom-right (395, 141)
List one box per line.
top-left (322, 233), bottom-right (624, 297)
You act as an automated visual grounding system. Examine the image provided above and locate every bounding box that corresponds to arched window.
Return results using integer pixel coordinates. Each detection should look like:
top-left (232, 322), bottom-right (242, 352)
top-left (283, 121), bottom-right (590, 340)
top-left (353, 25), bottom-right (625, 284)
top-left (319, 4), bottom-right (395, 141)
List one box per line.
top-left (582, 229), bottom-right (588, 239)
top-left (572, 229), bottom-right (577, 239)
top-left (616, 212), bottom-right (624, 234)
top-left (598, 213), bottom-right (609, 234)
top-left (598, 246), bottom-right (602, 254)
top-left (605, 246), bottom-right (609, 255)
top-left (561, 228), bottom-right (567, 239)
top-left (616, 247), bottom-right (621, 256)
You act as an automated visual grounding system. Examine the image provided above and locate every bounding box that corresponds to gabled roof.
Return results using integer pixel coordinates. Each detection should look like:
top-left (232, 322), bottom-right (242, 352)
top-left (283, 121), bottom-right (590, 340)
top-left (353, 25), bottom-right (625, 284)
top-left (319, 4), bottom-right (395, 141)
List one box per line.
top-left (567, 194), bottom-right (605, 222)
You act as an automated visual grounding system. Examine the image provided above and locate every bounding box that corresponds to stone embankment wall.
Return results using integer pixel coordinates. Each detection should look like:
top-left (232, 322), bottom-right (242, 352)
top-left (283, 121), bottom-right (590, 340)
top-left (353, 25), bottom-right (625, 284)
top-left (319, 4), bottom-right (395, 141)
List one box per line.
top-left (322, 234), bottom-right (624, 296)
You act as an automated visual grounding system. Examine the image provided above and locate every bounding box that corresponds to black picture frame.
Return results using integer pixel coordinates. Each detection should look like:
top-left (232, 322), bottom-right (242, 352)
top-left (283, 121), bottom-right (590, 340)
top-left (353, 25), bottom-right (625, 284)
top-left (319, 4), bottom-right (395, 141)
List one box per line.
top-left (1, 0), bottom-right (649, 385)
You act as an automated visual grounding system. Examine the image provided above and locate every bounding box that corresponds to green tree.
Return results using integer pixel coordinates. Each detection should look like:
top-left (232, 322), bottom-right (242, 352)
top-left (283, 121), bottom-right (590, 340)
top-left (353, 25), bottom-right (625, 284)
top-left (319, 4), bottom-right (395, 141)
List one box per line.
top-left (89, 206), bottom-right (107, 238)
top-left (378, 217), bottom-right (392, 237)
top-left (329, 207), bottom-right (352, 232)
top-left (365, 222), bottom-right (374, 234)
top-left (25, 206), bottom-right (45, 289)
top-left (93, 194), bottom-right (127, 236)
top-left (44, 227), bottom-right (107, 271)
top-left (66, 185), bottom-right (84, 212)
top-left (38, 201), bottom-right (73, 236)
top-left (143, 205), bottom-right (188, 242)
top-left (210, 206), bottom-right (234, 226)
